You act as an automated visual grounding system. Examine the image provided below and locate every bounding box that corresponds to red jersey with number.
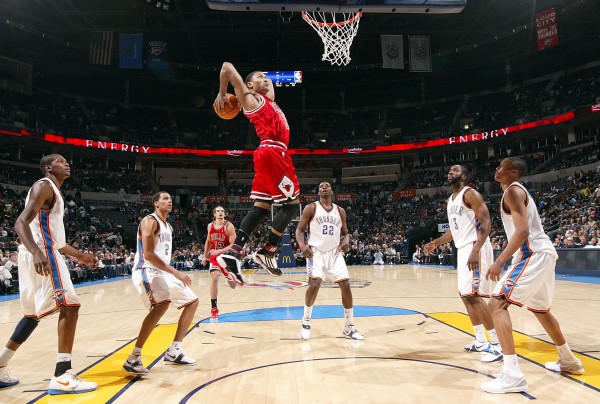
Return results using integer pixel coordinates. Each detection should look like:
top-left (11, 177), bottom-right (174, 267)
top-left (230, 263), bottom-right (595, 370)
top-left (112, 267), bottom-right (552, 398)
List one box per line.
top-left (209, 221), bottom-right (230, 252)
top-left (244, 93), bottom-right (290, 146)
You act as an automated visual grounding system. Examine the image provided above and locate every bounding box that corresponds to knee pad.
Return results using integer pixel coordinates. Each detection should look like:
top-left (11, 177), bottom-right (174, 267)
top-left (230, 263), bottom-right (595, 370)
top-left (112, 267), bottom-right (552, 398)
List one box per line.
top-left (239, 206), bottom-right (270, 234)
top-left (272, 203), bottom-right (300, 233)
top-left (11, 317), bottom-right (39, 344)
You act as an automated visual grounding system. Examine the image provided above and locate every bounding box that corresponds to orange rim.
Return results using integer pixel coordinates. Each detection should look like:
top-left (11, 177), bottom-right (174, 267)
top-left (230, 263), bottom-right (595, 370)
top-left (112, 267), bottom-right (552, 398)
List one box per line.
top-left (301, 11), bottom-right (362, 28)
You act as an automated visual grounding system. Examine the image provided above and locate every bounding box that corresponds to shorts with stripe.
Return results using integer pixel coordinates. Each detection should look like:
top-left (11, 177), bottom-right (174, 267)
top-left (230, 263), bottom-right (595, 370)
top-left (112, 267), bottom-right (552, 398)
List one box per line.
top-left (132, 267), bottom-right (198, 310)
top-left (18, 245), bottom-right (80, 319)
top-left (251, 144), bottom-right (300, 202)
top-left (492, 251), bottom-right (556, 312)
top-left (457, 241), bottom-right (494, 297)
top-left (307, 247), bottom-right (348, 282)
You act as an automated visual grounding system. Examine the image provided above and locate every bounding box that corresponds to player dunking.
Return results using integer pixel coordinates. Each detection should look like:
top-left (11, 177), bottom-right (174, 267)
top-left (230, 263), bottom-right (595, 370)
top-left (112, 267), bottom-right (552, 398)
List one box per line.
top-left (202, 206), bottom-right (237, 320)
top-left (295, 182), bottom-right (363, 340)
top-left (0, 154), bottom-right (98, 394)
top-left (425, 165), bottom-right (502, 362)
top-left (123, 192), bottom-right (199, 375)
top-left (481, 158), bottom-right (584, 394)
top-left (214, 63), bottom-right (300, 285)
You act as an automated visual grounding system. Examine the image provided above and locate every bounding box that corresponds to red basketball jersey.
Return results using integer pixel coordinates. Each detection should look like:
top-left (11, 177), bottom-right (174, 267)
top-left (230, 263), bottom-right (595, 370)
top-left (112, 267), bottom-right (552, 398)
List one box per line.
top-left (244, 93), bottom-right (290, 146)
top-left (209, 220), bottom-right (230, 252)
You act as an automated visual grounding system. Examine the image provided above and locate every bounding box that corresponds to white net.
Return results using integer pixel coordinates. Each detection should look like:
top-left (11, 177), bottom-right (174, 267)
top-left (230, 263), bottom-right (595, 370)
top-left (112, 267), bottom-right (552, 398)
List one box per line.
top-left (302, 11), bottom-right (362, 66)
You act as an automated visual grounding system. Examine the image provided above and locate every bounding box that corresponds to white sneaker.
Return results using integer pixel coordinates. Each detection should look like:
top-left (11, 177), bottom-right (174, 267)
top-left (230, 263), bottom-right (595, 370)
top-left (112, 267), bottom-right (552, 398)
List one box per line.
top-left (0, 366), bottom-right (19, 388)
top-left (301, 320), bottom-right (311, 340)
top-left (464, 339), bottom-right (490, 352)
top-left (123, 358), bottom-right (149, 375)
top-left (47, 369), bottom-right (97, 395)
top-left (481, 370), bottom-right (528, 394)
top-left (481, 344), bottom-right (503, 363)
top-left (164, 348), bottom-right (196, 365)
top-left (545, 357), bottom-right (584, 375)
top-left (343, 327), bottom-right (364, 340)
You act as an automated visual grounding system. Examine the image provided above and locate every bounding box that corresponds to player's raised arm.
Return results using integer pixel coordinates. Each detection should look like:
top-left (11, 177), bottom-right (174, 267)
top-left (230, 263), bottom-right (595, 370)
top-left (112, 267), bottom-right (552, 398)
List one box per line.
top-left (216, 62), bottom-right (260, 112)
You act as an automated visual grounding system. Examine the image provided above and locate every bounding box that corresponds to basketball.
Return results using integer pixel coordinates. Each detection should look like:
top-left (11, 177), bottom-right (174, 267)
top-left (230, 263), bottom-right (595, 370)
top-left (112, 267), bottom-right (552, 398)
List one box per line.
top-left (214, 93), bottom-right (241, 120)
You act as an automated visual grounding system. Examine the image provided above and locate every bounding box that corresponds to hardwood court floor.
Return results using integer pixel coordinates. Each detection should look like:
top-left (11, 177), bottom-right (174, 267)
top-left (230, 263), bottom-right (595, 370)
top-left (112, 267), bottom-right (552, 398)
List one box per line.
top-left (0, 264), bottom-right (598, 403)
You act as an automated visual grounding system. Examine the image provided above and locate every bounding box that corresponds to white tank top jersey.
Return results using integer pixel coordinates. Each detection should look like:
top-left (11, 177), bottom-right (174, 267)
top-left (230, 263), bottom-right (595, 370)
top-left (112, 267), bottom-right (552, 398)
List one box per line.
top-left (500, 182), bottom-right (558, 259)
top-left (133, 212), bottom-right (173, 271)
top-left (308, 202), bottom-right (343, 252)
top-left (23, 177), bottom-right (66, 250)
top-left (446, 186), bottom-right (482, 249)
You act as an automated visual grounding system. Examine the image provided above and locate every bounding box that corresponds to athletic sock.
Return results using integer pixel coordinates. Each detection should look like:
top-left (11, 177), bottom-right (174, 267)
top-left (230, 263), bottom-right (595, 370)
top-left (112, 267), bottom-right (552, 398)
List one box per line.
top-left (211, 299), bottom-right (217, 309)
top-left (473, 324), bottom-right (486, 343)
top-left (503, 354), bottom-right (522, 376)
top-left (169, 341), bottom-right (182, 351)
top-left (303, 305), bottom-right (313, 322)
top-left (487, 328), bottom-right (499, 345)
top-left (0, 347), bottom-right (16, 367)
top-left (557, 342), bottom-right (577, 361)
top-left (55, 353), bottom-right (72, 377)
top-left (344, 308), bottom-right (354, 329)
top-left (131, 347), bottom-right (142, 357)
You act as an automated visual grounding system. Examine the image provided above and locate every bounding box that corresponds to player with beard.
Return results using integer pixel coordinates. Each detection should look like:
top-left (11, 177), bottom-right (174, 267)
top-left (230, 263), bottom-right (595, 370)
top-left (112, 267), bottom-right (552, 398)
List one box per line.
top-left (425, 165), bottom-right (502, 362)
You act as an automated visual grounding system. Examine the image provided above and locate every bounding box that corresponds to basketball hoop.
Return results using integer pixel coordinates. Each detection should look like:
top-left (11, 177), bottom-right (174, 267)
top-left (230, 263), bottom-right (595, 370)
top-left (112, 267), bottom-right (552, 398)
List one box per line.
top-left (302, 11), bottom-right (362, 66)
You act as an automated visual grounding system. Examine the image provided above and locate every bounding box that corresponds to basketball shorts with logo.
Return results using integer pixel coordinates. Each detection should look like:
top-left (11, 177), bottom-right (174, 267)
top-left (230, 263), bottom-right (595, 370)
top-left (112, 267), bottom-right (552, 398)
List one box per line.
top-left (132, 267), bottom-right (198, 310)
top-left (457, 240), bottom-right (494, 297)
top-left (18, 245), bottom-right (80, 319)
top-left (307, 247), bottom-right (349, 282)
top-left (251, 145), bottom-right (300, 202)
top-left (209, 255), bottom-right (228, 277)
top-left (492, 251), bottom-right (556, 312)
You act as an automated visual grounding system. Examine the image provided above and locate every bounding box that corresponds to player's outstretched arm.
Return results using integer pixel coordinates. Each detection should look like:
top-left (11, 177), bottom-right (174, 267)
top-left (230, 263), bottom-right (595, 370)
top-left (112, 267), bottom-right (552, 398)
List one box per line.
top-left (338, 207), bottom-right (350, 253)
top-left (425, 230), bottom-right (453, 255)
top-left (58, 245), bottom-right (98, 268)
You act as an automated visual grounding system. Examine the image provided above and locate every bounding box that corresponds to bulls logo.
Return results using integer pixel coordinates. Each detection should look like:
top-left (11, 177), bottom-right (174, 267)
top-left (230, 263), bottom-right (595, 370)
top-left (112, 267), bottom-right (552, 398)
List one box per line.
top-left (278, 176), bottom-right (295, 198)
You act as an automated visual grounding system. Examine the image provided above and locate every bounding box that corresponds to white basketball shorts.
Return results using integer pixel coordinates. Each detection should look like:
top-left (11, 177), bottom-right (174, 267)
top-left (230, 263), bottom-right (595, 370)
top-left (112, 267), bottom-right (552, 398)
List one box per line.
top-left (18, 245), bottom-right (80, 319)
top-left (132, 267), bottom-right (198, 310)
top-left (306, 247), bottom-right (349, 282)
top-left (457, 240), bottom-right (494, 297)
top-left (492, 251), bottom-right (556, 312)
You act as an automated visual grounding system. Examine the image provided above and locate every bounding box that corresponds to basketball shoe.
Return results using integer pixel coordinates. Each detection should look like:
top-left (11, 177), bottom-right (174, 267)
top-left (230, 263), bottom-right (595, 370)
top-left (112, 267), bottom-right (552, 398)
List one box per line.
top-left (164, 348), bottom-right (196, 365)
top-left (481, 344), bottom-right (503, 363)
top-left (0, 366), bottom-right (18, 388)
top-left (481, 369), bottom-right (528, 394)
top-left (253, 247), bottom-right (282, 276)
top-left (464, 339), bottom-right (491, 352)
top-left (47, 369), bottom-right (97, 395)
top-left (123, 358), bottom-right (149, 375)
top-left (343, 327), bottom-right (364, 340)
top-left (301, 319), bottom-right (311, 340)
top-left (544, 357), bottom-right (584, 375)
top-left (217, 249), bottom-right (244, 286)
top-left (211, 307), bottom-right (219, 320)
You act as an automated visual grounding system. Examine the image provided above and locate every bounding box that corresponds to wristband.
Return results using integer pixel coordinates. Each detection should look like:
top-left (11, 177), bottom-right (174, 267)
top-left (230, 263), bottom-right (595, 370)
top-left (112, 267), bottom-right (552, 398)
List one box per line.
top-left (299, 243), bottom-right (307, 249)
top-left (494, 260), bottom-right (504, 267)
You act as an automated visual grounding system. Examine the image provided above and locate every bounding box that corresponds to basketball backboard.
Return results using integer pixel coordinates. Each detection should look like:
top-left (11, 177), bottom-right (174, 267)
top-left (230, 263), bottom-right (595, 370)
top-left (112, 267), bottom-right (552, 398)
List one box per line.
top-left (205, 0), bottom-right (467, 14)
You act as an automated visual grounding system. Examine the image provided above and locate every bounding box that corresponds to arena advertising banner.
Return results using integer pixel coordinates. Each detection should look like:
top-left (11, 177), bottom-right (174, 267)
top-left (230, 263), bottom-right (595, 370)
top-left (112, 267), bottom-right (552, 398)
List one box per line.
top-left (438, 223), bottom-right (450, 233)
top-left (4, 106), bottom-right (595, 157)
top-left (536, 8), bottom-right (559, 51)
top-left (393, 189), bottom-right (417, 199)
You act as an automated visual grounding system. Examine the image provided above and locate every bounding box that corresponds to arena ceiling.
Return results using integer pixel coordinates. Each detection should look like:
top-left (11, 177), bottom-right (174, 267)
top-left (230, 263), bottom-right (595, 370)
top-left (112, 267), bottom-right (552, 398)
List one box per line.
top-left (1, 0), bottom-right (599, 83)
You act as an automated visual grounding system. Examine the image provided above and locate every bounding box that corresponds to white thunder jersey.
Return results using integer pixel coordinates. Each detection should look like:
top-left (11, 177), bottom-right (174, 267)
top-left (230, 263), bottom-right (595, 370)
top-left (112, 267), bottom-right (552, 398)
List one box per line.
top-left (133, 213), bottom-right (172, 270)
top-left (447, 186), bottom-right (481, 249)
top-left (308, 202), bottom-right (342, 252)
top-left (501, 182), bottom-right (558, 260)
top-left (24, 177), bottom-right (66, 250)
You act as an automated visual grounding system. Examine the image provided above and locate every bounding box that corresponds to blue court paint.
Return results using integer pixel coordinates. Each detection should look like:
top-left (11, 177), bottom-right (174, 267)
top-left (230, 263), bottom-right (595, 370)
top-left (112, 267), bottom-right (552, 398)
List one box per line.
top-left (556, 274), bottom-right (600, 284)
top-left (199, 305), bottom-right (418, 323)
